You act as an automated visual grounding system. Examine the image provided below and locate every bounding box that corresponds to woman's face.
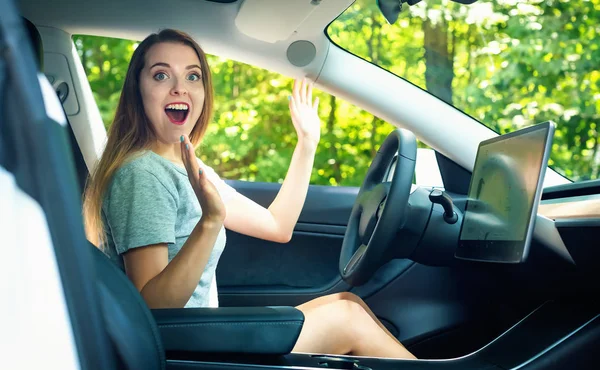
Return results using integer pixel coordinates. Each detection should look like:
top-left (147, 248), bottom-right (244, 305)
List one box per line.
top-left (139, 42), bottom-right (205, 145)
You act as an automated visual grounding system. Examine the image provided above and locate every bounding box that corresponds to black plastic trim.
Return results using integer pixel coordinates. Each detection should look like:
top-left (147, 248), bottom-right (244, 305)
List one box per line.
top-left (475, 301), bottom-right (598, 369)
top-left (64, 106), bottom-right (89, 194)
top-left (542, 179), bottom-right (600, 200)
top-left (293, 222), bottom-right (346, 235)
top-left (435, 151), bottom-right (471, 195)
top-left (555, 218), bottom-right (600, 228)
top-left (219, 279), bottom-right (349, 308)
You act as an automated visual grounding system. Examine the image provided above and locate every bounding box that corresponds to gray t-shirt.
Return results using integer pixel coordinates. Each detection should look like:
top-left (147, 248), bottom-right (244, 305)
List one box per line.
top-left (101, 150), bottom-right (236, 308)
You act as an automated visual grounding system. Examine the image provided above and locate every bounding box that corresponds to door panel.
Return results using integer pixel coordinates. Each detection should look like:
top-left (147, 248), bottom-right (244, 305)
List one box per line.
top-left (219, 231), bottom-right (343, 289)
top-left (217, 180), bottom-right (356, 307)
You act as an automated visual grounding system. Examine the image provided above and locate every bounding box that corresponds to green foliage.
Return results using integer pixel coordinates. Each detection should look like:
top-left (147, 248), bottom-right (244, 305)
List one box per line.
top-left (72, 37), bottom-right (395, 186)
top-left (331, 0), bottom-right (600, 182)
top-left (74, 0), bottom-right (598, 184)
top-left (73, 35), bottom-right (137, 129)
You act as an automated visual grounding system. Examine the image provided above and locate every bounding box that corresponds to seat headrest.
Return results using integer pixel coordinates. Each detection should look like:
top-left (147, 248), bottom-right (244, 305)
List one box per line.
top-left (22, 17), bottom-right (43, 71)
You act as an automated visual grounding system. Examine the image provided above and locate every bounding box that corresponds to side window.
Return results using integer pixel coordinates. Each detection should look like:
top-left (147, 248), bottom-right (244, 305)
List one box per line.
top-left (74, 35), bottom-right (442, 188)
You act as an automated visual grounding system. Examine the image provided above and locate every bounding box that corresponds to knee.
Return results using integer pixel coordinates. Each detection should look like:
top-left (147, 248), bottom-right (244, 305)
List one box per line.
top-left (337, 292), bottom-right (365, 305)
top-left (331, 299), bottom-right (373, 346)
top-left (336, 298), bottom-right (369, 326)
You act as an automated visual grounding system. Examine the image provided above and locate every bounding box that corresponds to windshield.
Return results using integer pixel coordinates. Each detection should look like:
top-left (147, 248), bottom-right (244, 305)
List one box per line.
top-left (328, 0), bottom-right (600, 182)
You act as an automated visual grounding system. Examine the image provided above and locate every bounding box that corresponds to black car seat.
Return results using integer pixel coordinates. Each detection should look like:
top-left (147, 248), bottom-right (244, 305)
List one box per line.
top-left (1, 7), bottom-right (165, 370)
top-left (28, 16), bottom-right (166, 370)
top-left (93, 243), bottom-right (166, 369)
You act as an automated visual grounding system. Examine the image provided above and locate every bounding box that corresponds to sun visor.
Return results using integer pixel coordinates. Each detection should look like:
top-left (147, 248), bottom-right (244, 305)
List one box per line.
top-left (235, 0), bottom-right (324, 43)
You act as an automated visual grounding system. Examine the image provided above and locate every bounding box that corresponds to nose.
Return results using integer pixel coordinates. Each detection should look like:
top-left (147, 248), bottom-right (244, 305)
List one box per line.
top-left (170, 77), bottom-right (187, 96)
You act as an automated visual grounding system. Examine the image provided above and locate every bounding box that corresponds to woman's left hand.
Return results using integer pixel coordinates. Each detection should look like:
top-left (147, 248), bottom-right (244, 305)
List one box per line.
top-left (289, 78), bottom-right (321, 149)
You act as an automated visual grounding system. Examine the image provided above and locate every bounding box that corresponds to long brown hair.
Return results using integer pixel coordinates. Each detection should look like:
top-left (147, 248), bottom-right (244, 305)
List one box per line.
top-left (83, 29), bottom-right (214, 247)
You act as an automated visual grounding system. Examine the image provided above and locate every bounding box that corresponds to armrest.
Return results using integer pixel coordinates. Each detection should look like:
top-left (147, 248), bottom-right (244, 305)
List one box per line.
top-left (151, 306), bottom-right (304, 355)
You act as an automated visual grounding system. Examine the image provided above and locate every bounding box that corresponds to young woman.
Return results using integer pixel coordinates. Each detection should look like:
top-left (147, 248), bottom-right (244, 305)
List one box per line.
top-left (83, 28), bottom-right (415, 359)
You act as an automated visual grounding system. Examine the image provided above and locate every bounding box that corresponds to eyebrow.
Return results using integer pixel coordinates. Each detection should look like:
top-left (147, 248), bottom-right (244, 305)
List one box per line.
top-left (149, 62), bottom-right (202, 71)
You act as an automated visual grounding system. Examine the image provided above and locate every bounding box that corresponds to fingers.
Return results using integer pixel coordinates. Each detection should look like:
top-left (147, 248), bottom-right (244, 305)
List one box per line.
top-left (291, 78), bottom-right (316, 107)
top-left (197, 163), bottom-right (209, 189)
top-left (180, 135), bottom-right (201, 182)
top-left (301, 78), bottom-right (308, 104)
top-left (313, 96), bottom-right (320, 111)
top-left (292, 78), bottom-right (309, 105)
top-left (292, 78), bottom-right (301, 104)
top-left (288, 94), bottom-right (299, 119)
top-left (180, 135), bottom-right (191, 174)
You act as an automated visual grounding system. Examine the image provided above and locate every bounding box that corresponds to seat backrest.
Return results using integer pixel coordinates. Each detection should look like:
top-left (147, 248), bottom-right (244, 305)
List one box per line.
top-left (2, 9), bottom-right (166, 369)
top-left (24, 17), bottom-right (165, 370)
top-left (1, 8), bottom-right (116, 369)
top-left (91, 244), bottom-right (166, 370)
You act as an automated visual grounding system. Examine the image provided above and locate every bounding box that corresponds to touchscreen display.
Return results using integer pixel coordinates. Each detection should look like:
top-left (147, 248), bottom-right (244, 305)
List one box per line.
top-left (456, 122), bottom-right (554, 263)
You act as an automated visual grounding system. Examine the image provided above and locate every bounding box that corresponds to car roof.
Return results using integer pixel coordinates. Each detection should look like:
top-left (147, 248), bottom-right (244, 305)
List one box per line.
top-left (17, 0), bottom-right (352, 77)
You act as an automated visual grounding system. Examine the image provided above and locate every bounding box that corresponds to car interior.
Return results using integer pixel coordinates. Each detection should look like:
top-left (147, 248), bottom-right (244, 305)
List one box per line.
top-left (3, 0), bottom-right (600, 369)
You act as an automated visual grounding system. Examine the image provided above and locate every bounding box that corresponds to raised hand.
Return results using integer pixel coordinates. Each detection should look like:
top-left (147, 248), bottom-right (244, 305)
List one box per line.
top-left (289, 78), bottom-right (321, 149)
top-left (180, 135), bottom-right (226, 223)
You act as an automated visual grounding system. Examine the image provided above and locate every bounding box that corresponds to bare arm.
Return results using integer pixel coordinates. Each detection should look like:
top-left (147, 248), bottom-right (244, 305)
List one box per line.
top-left (123, 135), bottom-right (226, 308)
top-left (123, 219), bottom-right (222, 308)
top-left (224, 142), bottom-right (315, 243)
top-left (224, 78), bottom-right (320, 243)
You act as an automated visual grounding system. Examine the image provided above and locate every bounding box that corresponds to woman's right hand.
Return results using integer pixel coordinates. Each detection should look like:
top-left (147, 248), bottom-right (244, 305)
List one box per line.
top-left (180, 135), bottom-right (226, 224)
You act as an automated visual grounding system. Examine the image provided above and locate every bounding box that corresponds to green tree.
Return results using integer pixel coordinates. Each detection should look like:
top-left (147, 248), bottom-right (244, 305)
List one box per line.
top-left (73, 35), bottom-right (137, 129)
top-left (329, 0), bottom-right (600, 182)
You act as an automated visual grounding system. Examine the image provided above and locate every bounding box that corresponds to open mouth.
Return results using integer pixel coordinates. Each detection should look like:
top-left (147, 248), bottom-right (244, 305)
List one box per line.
top-left (164, 103), bottom-right (189, 125)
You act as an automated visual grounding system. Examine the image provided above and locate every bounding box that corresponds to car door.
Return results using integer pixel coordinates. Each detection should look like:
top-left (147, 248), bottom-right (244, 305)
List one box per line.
top-left (216, 181), bottom-right (356, 307)
top-left (216, 147), bottom-right (446, 308)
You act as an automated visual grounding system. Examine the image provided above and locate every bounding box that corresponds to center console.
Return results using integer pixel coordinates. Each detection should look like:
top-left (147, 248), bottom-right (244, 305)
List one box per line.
top-left (161, 300), bottom-right (599, 370)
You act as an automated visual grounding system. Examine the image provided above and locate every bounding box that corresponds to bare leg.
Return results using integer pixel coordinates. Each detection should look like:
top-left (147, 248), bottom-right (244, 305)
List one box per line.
top-left (296, 292), bottom-right (403, 346)
top-left (293, 297), bottom-right (416, 359)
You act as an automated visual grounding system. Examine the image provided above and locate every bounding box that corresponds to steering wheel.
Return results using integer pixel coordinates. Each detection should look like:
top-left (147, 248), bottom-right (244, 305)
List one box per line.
top-left (339, 129), bottom-right (417, 286)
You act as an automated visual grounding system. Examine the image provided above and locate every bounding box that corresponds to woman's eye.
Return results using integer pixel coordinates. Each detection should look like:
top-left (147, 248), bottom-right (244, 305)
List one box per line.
top-left (187, 73), bottom-right (201, 82)
top-left (153, 72), bottom-right (168, 81)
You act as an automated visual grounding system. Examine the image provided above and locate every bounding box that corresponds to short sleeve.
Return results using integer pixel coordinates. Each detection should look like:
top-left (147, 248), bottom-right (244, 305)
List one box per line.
top-left (103, 166), bottom-right (178, 255)
top-left (197, 158), bottom-right (237, 204)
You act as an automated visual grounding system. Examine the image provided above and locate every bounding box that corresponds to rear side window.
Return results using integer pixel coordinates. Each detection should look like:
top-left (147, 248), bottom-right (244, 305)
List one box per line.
top-left (74, 35), bottom-right (438, 187)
